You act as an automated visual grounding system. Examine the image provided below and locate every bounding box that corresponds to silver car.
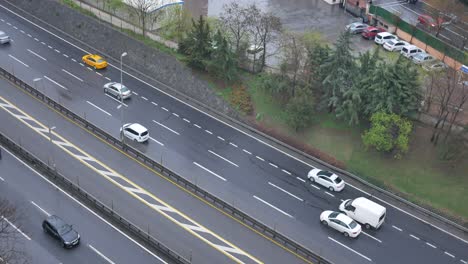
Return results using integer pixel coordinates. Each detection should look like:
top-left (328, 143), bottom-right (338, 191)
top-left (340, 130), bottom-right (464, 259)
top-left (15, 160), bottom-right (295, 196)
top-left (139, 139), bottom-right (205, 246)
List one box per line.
top-left (0, 31), bottom-right (10, 44)
top-left (345, 22), bottom-right (367, 34)
top-left (422, 61), bottom-right (447, 72)
top-left (412, 53), bottom-right (436, 65)
top-left (103, 82), bottom-right (131, 100)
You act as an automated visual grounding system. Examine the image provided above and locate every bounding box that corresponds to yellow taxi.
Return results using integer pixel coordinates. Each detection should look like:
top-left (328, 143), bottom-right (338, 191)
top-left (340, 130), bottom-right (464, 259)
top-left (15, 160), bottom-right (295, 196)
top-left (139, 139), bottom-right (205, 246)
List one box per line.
top-left (82, 54), bottom-right (108, 69)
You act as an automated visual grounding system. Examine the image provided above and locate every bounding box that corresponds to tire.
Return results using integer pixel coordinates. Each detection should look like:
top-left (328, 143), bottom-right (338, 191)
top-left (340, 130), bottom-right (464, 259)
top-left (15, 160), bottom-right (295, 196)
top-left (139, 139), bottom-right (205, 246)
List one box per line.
top-left (104, 88), bottom-right (108, 94)
top-left (344, 232), bottom-right (349, 237)
top-left (329, 186), bottom-right (334, 192)
top-left (309, 177), bottom-right (314, 183)
top-left (117, 95), bottom-right (121, 100)
top-left (93, 65), bottom-right (97, 70)
top-left (365, 223), bottom-right (371, 229)
top-left (321, 220), bottom-right (328, 226)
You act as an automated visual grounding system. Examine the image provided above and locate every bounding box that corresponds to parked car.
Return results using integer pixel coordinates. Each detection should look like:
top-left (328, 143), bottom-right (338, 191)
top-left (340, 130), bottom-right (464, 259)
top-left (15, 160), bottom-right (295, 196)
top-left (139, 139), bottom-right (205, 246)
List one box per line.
top-left (411, 52), bottom-right (436, 65)
top-left (375, 32), bottom-right (398, 45)
top-left (417, 14), bottom-right (445, 28)
top-left (361, 26), bottom-right (386, 40)
top-left (345, 22), bottom-right (367, 34)
top-left (121, 123), bottom-right (149, 143)
top-left (0, 30), bottom-right (10, 44)
top-left (400, 45), bottom-right (423, 58)
top-left (42, 215), bottom-right (80, 248)
top-left (82, 54), bottom-right (108, 69)
top-left (320, 211), bottom-right (362, 238)
top-left (103, 82), bottom-right (131, 100)
top-left (383, 39), bottom-right (409, 52)
top-left (307, 168), bottom-right (345, 192)
top-left (339, 197), bottom-right (386, 229)
top-left (422, 61), bottom-right (447, 71)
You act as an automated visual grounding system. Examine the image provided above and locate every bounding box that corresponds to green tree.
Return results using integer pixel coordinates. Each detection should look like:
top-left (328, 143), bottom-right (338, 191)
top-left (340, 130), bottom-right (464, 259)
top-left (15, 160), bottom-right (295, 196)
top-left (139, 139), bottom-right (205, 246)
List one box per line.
top-left (304, 43), bottom-right (330, 91)
top-left (286, 88), bottom-right (316, 131)
top-left (206, 30), bottom-right (238, 84)
top-left (178, 16), bottom-right (212, 69)
top-left (362, 112), bottom-right (413, 159)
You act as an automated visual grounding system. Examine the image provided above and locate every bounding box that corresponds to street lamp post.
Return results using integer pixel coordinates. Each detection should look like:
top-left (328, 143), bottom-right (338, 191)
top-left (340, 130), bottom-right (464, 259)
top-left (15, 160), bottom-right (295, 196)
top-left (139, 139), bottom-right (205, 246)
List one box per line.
top-left (120, 52), bottom-right (127, 141)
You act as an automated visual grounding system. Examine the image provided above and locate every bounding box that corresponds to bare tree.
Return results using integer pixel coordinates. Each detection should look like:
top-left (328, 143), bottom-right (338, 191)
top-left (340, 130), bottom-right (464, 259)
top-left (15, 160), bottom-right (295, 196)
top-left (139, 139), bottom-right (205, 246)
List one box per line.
top-left (280, 31), bottom-right (306, 97)
top-left (126, 0), bottom-right (154, 37)
top-left (219, 3), bottom-right (251, 55)
top-left (0, 199), bottom-right (27, 264)
top-left (443, 79), bottom-right (468, 142)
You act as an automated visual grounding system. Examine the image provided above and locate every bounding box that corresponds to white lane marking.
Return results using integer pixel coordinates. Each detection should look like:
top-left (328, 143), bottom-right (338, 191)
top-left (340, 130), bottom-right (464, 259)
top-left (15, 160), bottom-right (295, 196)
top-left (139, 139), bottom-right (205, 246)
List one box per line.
top-left (79, 63), bottom-right (85, 67)
top-left (71, 58), bottom-right (77, 62)
top-left (62, 69), bottom-right (83, 82)
top-left (229, 142), bottom-right (238, 148)
top-left (253, 196), bottom-right (293, 218)
top-left (44, 76), bottom-right (68, 90)
top-left (256, 156), bottom-right (264, 162)
top-left (310, 184), bottom-right (320, 190)
top-left (269, 162), bottom-right (278, 168)
top-left (268, 182), bottom-right (303, 201)
top-left (214, 245), bottom-right (243, 255)
top-left (444, 252), bottom-right (455, 258)
top-left (27, 33), bottom-right (32, 37)
top-left (1, 216), bottom-right (31, 240)
top-left (392, 225), bottom-right (403, 232)
top-left (86, 67), bottom-right (93, 71)
top-left (172, 112), bottom-right (179, 117)
top-left (362, 231), bottom-right (382, 243)
top-left (63, 54), bottom-right (69, 58)
top-left (141, 96), bottom-right (148, 101)
top-left (96, 72), bottom-right (102, 76)
top-left (34, 38), bottom-right (38, 41)
top-left (41, 42), bottom-right (45, 45)
top-left (132, 91), bottom-right (139, 96)
top-left (149, 137), bottom-right (164, 146)
top-left (205, 130), bottom-right (213, 135)
top-left (151, 102), bottom-right (158, 106)
top-left (282, 169), bottom-right (291, 175)
top-left (54, 49), bottom-right (60, 53)
top-left (329, 237), bottom-right (371, 261)
top-left (0, 18), bottom-right (4, 22)
top-left (87, 101), bottom-right (112, 116)
top-left (13, 26), bottom-right (17, 29)
top-left (194, 124), bottom-right (201, 129)
top-left (217, 136), bottom-right (225, 141)
top-left (410, 234), bottom-right (420, 241)
top-left (8, 54), bottom-right (29, 67)
top-left (460, 260), bottom-right (467, 264)
top-left (208, 150), bottom-right (239, 167)
top-left (425, 242), bottom-right (437, 249)
top-left (88, 244), bottom-right (116, 264)
top-left (47, 45), bottom-right (52, 49)
top-left (181, 223), bottom-right (208, 233)
top-left (0, 15), bottom-right (167, 263)
top-left (27, 49), bottom-right (47, 61)
top-left (325, 192), bottom-right (335, 197)
top-left (296, 177), bottom-right (306, 183)
top-left (105, 77), bottom-right (111, 81)
top-left (6, 22), bottom-right (11, 25)
top-left (152, 120), bottom-right (180, 135)
top-left (193, 162), bottom-right (227, 181)
top-left (242, 149), bottom-right (252, 155)
top-left (0, 176), bottom-right (4, 181)
top-left (30, 201), bottom-right (51, 216)
top-left (183, 118), bottom-right (190, 123)
top-left (161, 107), bottom-right (169, 112)
top-left (105, 94), bottom-right (128, 107)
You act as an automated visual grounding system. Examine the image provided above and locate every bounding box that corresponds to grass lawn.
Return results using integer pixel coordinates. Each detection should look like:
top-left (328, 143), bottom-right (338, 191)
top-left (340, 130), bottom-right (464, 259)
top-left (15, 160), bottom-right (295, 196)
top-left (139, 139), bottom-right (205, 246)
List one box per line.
top-left (246, 75), bottom-right (468, 223)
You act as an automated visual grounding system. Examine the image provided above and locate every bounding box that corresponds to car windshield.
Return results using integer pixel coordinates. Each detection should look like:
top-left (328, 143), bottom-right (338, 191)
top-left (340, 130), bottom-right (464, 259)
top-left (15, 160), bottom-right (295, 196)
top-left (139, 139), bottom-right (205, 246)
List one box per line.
top-left (349, 221), bottom-right (358, 229)
top-left (97, 59), bottom-right (104, 63)
top-left (318, 171), bottom-right (333, 177)
top-left (58, 224), bottom-right (72, 235)
top-left (387, 40), bottom-right (396, 45)
top-left (329, 212), bottom-right (339, 219)
top-left (333, 177), bottom-right (343, 184)
top-left (120, 86), bottom-right (129, 92)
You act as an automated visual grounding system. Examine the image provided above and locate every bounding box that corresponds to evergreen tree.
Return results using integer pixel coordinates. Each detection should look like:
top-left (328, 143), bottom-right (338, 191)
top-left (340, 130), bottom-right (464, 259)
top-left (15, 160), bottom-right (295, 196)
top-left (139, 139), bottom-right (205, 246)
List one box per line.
top-left (206, 30), bottom-right (238, 83)
top-left (178, 15), bottom-right (212, 69)
top-left (305, 43), bottom-right (330, 91)
top-left (286, 88), bottom-right (316, 131)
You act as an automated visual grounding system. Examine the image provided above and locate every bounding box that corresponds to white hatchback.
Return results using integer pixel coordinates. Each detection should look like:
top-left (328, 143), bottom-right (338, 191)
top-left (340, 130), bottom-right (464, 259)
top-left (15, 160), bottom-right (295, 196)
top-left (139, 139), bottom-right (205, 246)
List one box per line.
top-left (120, 123), bottom-right (149, 143)
top-left (374, 32), bottom-right (398, 45)
top-left (307, 168), bottom-right (345, 192)
top-left (383, 39), bottom-right (409, 52)
top-left (320, 210), bottom-right (362, 238)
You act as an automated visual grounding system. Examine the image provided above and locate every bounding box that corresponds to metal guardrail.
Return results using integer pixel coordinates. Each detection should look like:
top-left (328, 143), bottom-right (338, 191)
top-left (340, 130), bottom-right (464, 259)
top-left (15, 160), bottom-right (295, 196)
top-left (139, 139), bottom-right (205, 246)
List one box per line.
top-left (0, 133), bottom-right (190, 264)
top-left (0, 67), bottom-right (332, 263)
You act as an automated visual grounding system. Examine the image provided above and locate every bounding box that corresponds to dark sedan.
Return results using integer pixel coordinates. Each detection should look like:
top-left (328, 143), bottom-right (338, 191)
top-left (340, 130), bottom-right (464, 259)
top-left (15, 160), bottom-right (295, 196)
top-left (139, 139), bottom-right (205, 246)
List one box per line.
top-left (42, 215), bottom-right (80, 248)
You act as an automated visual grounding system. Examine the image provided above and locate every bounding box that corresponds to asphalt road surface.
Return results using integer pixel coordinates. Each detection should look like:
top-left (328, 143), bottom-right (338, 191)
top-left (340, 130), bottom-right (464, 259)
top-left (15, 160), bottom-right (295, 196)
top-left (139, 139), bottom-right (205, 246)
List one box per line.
top-left (0, 2), bottom-right (467, 264)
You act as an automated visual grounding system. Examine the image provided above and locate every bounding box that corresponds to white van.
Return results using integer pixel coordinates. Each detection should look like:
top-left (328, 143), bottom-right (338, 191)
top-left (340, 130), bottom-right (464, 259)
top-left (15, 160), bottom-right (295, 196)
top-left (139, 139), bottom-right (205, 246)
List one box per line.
top-left (375, 32), bottom-right (398, 45)
top-left (339, 197), bottom-right (386, 229)
top-left (401, 45), bottom-right (423, 58)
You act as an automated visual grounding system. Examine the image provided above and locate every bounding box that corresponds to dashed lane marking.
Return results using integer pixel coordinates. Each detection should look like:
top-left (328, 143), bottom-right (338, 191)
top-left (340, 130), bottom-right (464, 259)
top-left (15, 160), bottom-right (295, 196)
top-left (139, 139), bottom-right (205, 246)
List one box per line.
top-left (54, 49), bottom-right (60, 53)
top-left (194, 124), bottom-right (201, 128)
top-left (151, 102), bottom-right (158, 106)
top-left (242, 149), bottom-right (252, 155)
top-left (132, 91), bottom-right (139, 96)
top-left (63, 54), bottom-right (69, 58)
top-left (141, 96), bottom-right (148, 101)
top-left (325, 192), bottom-right (335, 197)
top-left (256, 156), bottom-right (264, 162)
top-left (1, 216), bottom-right (31, 240)
top-left (392, 225), bottom-right (403, 232)
top-left (328, 237), bottom-right (371, 262)
top-left (87, 101), bottom-right (112, 116)
top-left (217, 136), bottom-right (225, 141)
top-left (183, 118), bottom-right (190, 123)
top-left (105, 77), bottom-right (111, 81)
top-left (27, 49), bottom-right (47, 61)
top-left (282, 169), bottom-right (291, 175)
top-left (152, 120), bottom-right (180, 135)
top-left (310, 184), bottom-right (320, 190)
top-left (71, 58), bottom-right (77, 62)
top-left (30, 201), bottom-right (51, 216)
top-left (205, 129), bottom-right (213, 135)
top-left (88, 244), bottom-right (116, 264)
top-left (34, 38), bottom-right (38, 41)
top-left (161, 107), bottom-right (169, 112)
top-left (62, 69), bottom-right (83, 82)
top-left (268, 182), bottom-right (303, 202)
top-left (444, 252), bottom-right (455, 258)
top-left (410, 234), bottom-right (420, 241)
top-left (208, 150), bottom-right (239, 167)
top-left (362, 231), bottom-right (382, 243)
top-left (172, 112), bottom-right (179, 117)
top-left (27, 33), bottom-right (32, 37)
top-left (104, 94), bottom-right (128, 107)
top-left (149, 136), bottom-right (164, 146)
top-left (44, 75), bottom-right (68, 90)
top-left (96, 72), bottom-right (102, 76)
top-left (193, 162), bottom-right (227, 181)
top-left (269, 163), bottom-right (278, 168)
top-left (296, 177), bottom-right (306, 183)
top-left (229, 142), bottom-right (238, 148)
top-left (8, 54), bottom-right (29, 68)
top-left (253, 196), bottom-right (293, 218)
top-left (425, 242), bottom-right (437, 249)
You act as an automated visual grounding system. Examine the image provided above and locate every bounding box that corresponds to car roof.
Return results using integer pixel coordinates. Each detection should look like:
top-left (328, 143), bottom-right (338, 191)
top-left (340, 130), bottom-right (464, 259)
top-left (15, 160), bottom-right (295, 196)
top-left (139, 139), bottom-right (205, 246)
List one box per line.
top-left (334, 212), bottom-right (354, 225)
top-left (128, 123), bottom-right (147, 133)
top-left (89, 54), bottom-right (103, 60)
top-left (112, 83), bottom-right (126, 89)
top-left (377, 32), bottom-right (394, 37)
top-left (0, 31), bottom-right (5, 34)
top-left (46, 215), bottom-right (67, 227)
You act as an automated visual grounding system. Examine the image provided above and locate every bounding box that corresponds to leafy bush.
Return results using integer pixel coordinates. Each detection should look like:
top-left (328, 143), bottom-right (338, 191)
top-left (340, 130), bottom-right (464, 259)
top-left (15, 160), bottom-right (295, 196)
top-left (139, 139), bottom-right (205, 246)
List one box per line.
top-left (230, 85), bottom-right (253, 115)
top-left (286, 89), bottom-right (316, 131)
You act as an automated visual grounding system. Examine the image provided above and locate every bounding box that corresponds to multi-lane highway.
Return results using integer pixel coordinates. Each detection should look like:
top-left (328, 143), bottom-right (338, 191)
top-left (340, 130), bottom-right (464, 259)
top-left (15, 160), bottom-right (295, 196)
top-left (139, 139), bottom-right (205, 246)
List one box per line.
top-left (0, 1), bottom-right (467, 264)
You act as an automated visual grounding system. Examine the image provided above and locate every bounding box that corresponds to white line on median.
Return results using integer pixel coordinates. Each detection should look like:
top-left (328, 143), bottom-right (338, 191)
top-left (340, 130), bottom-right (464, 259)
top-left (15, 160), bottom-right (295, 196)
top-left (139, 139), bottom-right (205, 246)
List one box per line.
top-left (328, 237), bottom-right (371, 261)
top-left (44, 76), bottom-right (68, 90)
top-left (149, 137), bottom-right (164, 146)
top-left (8, 54), bottom-right (29, 67)
top-left (1, 216), bottom-right (31, 240)
top-left (253, 196), bottom-right (293, 218)
top-left (62, 69), bottom-right (83, 82)
top-left (193, 162), bottom-right (227, 181)
top-left (268, 182), bottom-right (303, 201)
top-left (152, 120), bottom-right (180, 135)
top-left (88, 244), bottom-right (116, 264)
top-left (30, 201), bottom-right (51, 216)
top-left (208, 150), bottom-right (239, 167)
top-left (27, 49), bottom-right (47, 61)
top-left (362, 231), bottom-right (382, 243)
top-left (87, 101), bottom-right (112, 116)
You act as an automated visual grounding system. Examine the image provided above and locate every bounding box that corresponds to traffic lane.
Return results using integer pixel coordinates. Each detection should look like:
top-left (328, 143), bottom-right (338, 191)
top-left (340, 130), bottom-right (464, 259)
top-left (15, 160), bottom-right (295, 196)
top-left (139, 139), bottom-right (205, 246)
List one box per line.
top-left (0, 82), bottom-right (303, 264)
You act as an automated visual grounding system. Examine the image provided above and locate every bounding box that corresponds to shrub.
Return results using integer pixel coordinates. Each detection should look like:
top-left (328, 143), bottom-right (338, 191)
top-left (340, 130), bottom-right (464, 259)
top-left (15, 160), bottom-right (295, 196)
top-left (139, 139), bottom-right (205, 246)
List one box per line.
top-left (230, 85), bottom-right (253, 115)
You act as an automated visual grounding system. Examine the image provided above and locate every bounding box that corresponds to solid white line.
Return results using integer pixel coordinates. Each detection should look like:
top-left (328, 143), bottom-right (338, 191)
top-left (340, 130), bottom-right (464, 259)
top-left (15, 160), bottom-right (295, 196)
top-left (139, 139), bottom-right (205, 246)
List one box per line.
top-left (141, 96), bottom-right (148, 101)
top-left (208, 150), bottom-right (239, 167)
top-left (329, 237), bottom-right (371, 261)
top-left (362, 231), bottom-right (382, 243)
top-left (63, 54), bottom-right (69, 58)
top-left (87, 101), bottom-right (112, 116)
top-left (30, 201), bottom-right (51, 216)
top-left (172, 112), bottom-right (179, 117)
top-left (27, 49), bottom-right (47, 61)
top-left (269, 162), bottom-right (278, 168)
top-left (229, 142), bottom-right (238, 148)
top-left (96, 72), bottom-right (102, 76)
top-left (151, 102), bottom-right (158, 106)
top-left (205, 130), bottom-right (213, 135)
top-left (183, 118), bottom-right (190, 123)
top-left (325, 192), bottom-right (335, 197)
top-left (149, 137), bottom-right (164, 146)
top-left (132, 91), bottom-right (139, 96)
top-left (88, 244), bottom-right (116, 264)
top-left (193, 162), bottom-right (227, 181)
top-left (310, 184), bottom-right (320, 190)
top-left (242, 149), bottom-right (251, 155)
top-left (1, 216), bottom-right (31, 240)
top-left (161, 107), bottom-right (169, 112)
top-left (217, 136), bottom-right (225, 141)
top-left (62, 69), bottom-right (83, 82)
top-left (253, 196), bottom-right (293, 218)
top-left (282, 169), bottom-right (291, 175)
top-left (54, 49), bottom-right (60, 53)
top-left (296, 177), bottom-right (306, 183)
top-left (105, 94), bottom-right (128, 107)
top-left (444, 251), bottom-right (455, 258)
top-left (8, 54), bottom-right (29, 67)
top-left (425, 242), bottom-right (437, 249)
top-left (194, 124), bottom-right (201, 128)
top-left (152, 120), bottom-right (180, 135)
top-left (256, 156), bottom-right (264, 162)
top-left (392, 225), bottom-right (403, 232)
top-left (410, 234), bottom-right (420, 240)
top-left (268, 182), bottom-right (303, 201)
top-left (44, 75), bottom-right (68, 90)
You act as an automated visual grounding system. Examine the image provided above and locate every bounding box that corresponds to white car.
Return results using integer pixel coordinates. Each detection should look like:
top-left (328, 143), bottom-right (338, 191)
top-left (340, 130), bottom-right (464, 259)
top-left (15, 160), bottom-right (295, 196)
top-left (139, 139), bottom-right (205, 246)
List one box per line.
top-left (120, 123), bottom-right (149, 143)
top-left (320, 210), bottom-right (362, 238)
top-left (383, 39), bottom-right (409, 52)
top-left (0, 30), bottom-right (10, 44)
top-left (307, 168), bottom-right (345, 192)
top-left (374, 32), bottom-right (398, 45)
